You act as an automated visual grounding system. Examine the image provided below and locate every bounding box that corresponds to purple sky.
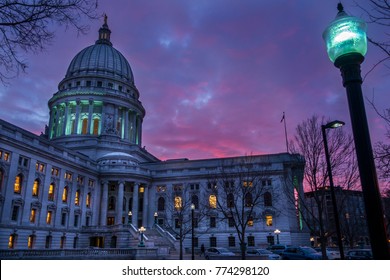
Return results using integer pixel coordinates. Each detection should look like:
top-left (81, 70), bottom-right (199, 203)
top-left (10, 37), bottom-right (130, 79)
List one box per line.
top-left (0, 0), bottom-right (389, 161)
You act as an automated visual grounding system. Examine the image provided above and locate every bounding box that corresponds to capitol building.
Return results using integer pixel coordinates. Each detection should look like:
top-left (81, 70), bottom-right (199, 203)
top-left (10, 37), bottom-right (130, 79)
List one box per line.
top-left (0, 19), bottom-right (309, 258)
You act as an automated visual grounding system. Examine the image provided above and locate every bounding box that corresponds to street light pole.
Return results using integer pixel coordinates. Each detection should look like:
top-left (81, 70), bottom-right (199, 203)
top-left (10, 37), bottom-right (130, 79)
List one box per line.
top-left (322, 120), bottom-right (345, 259)
top-left (191, 203), bottom-right (195, 260)
top-left (274, 229), bottom-right (281, 244)
top-left (323, 4), bottom-right (389, 259)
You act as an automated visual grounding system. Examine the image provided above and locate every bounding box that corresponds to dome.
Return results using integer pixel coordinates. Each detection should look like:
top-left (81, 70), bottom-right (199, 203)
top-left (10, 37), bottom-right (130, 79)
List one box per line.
top-left (64, 16), bottom-right (134, 84)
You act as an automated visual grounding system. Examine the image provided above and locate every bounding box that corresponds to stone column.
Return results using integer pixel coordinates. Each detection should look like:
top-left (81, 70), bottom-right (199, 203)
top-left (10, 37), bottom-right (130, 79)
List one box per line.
top-left (142, 185), bottom-right (149, 227)
top-left (117, 181), bottom-right (124, 225)
top-left (100, 181), bottom-right (108, 226)
top-left (132, 184), bottom-right (139, 226)
top-left (87, 98), bottom-right (93, 134)
top-left (74, 99), bottom-right (81, 134)
top-left (62, 102), bottom-right (69, 136)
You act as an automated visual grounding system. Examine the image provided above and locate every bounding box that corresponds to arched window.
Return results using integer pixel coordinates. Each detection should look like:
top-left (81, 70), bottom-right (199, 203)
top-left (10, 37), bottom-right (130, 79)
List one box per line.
top-left (62, 186), bottom-right (68, 202)
top-left (93, 118), bottom-right (100, 135)
top-left (209, 195), bottom-right (217, 209)
top-left (86, 192), bottom-right (91, 208)
top-left (227, 193), bottom-right (234, 208)
top-left (74, 189), bottom-right (80, 206)
top-left (158, 197), bottom-right (165, 211)
top-left (48, 183), bottom-right (55, 201)
top-left (174, 196), bottom-right (182, 210)
top-left (32, 179), bottom-right (40, 197)
top-left (264, 192), bottom-right (272, 207)
top-left (245, 193), bottom-right (253, 207)
top-left (191, 195), bottom-right (199, 209)
top-left (108, 196), bottom-right (116, 210)
top-left (14, 174), bottom-right (23, 194)
top-left (81, 118), bottom-right (88, 134)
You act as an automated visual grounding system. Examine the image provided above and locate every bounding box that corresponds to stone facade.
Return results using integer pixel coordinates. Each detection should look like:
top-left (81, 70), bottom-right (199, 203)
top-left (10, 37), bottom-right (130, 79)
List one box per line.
top-left (0, 19), bottom-right (309, 253)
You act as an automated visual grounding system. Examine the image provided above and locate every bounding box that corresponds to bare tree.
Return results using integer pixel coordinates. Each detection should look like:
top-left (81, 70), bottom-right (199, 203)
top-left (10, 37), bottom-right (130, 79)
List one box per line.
top-left (287, 115), bottom-right (359, 259)
top-left (163, 184), bottom-right (207, 260)
top-left (0, 0), bottom-right (99, 83)
top-left (207, 156), bottom-right (278, 260)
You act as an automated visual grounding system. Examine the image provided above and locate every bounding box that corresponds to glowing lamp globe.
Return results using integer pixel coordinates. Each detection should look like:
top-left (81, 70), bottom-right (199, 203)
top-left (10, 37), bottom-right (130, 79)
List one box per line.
top-left (322, 3), bottom-right (367, 63)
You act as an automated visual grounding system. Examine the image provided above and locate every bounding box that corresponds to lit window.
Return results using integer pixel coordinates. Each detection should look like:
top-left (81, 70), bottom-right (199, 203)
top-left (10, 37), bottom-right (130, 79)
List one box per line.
top-left (46, 211), bottom-right (52, 225)
top-left (14, 174), bottom-right (22, 194)
top-left (86, 192), bottom-right (91, 208)
top-left (51, 167), bottom-right (59, 176)
top-left (139, 186), bottom-right (144, 193)
top-left (8, 234), bottom-right (16, 249)
top-left (4, 152), bottom-right (10, 161)
top-left (243, 181), bottom-right (253, 187)
top-left (209, 195), bottom-right (217, 208)
top-left (266, 215), bottom-right (273, 226)
top-left (174, 196), bottom-right (182, 210)
top-left (62, 186), bottom-right (68, 202)
top-left (64, 171), bottom-right (72, 181)
top-left (30, 209), bottom-right (36, 223)
top-left (48, 183), bottom-right (55, 201)
top-left (82, 118), bottom-right (88, 134)
top-left (36, 162), bottom-right (45, 173)
top-left (247, 216), bottom-right (254, 227)
top-left (32, 179), bottom-right (39, 197)
top-left (75, 190), bottom-right (80, 206)
top-left (93, 118), bottom-right (100, 135)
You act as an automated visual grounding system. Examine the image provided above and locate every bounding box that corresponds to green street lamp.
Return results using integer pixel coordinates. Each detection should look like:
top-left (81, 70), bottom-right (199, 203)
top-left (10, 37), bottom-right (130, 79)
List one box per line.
top-left (323, 3), bottom-right (389, 259)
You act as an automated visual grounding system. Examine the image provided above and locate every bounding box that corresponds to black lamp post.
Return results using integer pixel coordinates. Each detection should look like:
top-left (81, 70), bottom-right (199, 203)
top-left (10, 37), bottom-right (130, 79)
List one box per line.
top-left (323, 4), bottom-right (389, 259)
top-left (322, 120), bottom-right (345, 259)
top-left (191, 203), bottom-right (195, 260)
top-left (138, 226), bottom-right (146, 247)
top-left (128, 211), bottom-right (132, 224)
top-left (154, 212), bottom-right (158, 225)
top-left (274, 229), bottom-right (281, 244)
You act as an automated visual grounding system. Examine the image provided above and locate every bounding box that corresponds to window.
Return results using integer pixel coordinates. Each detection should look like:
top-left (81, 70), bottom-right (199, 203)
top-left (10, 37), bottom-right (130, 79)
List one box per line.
top-left (74, 214), bottom-right (79, 227)
top-left (228, 216), bottom-right (235, 227)
top-left (244, 193), bottom-right (253, 207)
top-left (35, 162), bottom-right (45, 173)
top-left (265, 215), bottom-right (273, 226)
top-left (77, 175), bottom-right (84, 185)
top-left (4, 152), bottom-right (10, 161)
top-left (157, 185), bottom-right (166, 192)
top-left (264, 192), bottom-right (272, 207)
top-left (18, 156), bottom-right (28, 167)
top-left (8, 234), bottom-right (17, 249)
top-left (32, 179), bottom-right (40, 197)
top-left (247, 216), bottom-right (254, 227)
top-left (61, 213), bottom-right (67, 226)
top-left (97, 81), bottom-right (103, 87)
top-left (46, 211), bottom-right (52, 225)
top-left (27, 235), bottom-right (35, 249)
top-left (209, 195), bottom-right (217, 209)
top-left (30, 209), bottom-right (36, 223)
top-left (60, 236), bottom-right (66, 249)
top-left (81, 118), bottom-right (88, 134)
top-left (210, 236), bottom-right (217, 247)
top-left (108, 196), bottom-right (116, 210)
top-left (93, 118), bottom-right (100, 135)
top-left (174, 196), bottom-right (182, 210)
top-left (88, 179), bottom-right (95, 187)
top-left (64, 171), bottom-right (72, 181)
top-left (14, 174), bottom-right (23, 194)
top-left (228, 236), bottom-right (235, 247)
top-left (243, 181), bottom-right (253, 187)
top-left (107, 217), bottom-right (115, 225)
top-left (86, 192), bottom-right (91, 208)
top-left (11, 206), bottom-right (19, 221)
top-left (86, 216), bottom-right (90, 226)
top-left (51, 167), bottom-right (59, 176)
top-left (227, 193), bottom-right (234, 208)
top-left (210, 216), bottom-right (216, 228)
top-left (73, 236), bottom-right (79, 248)
top-left (248, 236), bottom-right (255, 247)
top-left (45, 235), bottom-right (52, 249)
top-left (267, 235), bottom-right (275, 246)
top-left (86, 81), bottom-right (91, 87)
top-left (157, 197), bottom-right (165, 211)
top-left (62, 186), bottom-right (69, 202)
top-left (175, 218), bottom-right (181, 228)
top-left (48, 183), bottom-right (55, 201)
top-left (74, 190), bottom-right (80, 206)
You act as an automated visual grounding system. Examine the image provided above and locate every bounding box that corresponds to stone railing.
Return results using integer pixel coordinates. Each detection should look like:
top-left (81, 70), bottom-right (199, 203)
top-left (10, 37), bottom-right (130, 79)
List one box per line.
top-left (0, 247), bottom-right (158, 260)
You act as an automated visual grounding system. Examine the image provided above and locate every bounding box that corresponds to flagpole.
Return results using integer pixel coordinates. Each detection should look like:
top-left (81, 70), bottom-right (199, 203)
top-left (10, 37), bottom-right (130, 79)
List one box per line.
top-left (281, 112), bottom-right (289, 153)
